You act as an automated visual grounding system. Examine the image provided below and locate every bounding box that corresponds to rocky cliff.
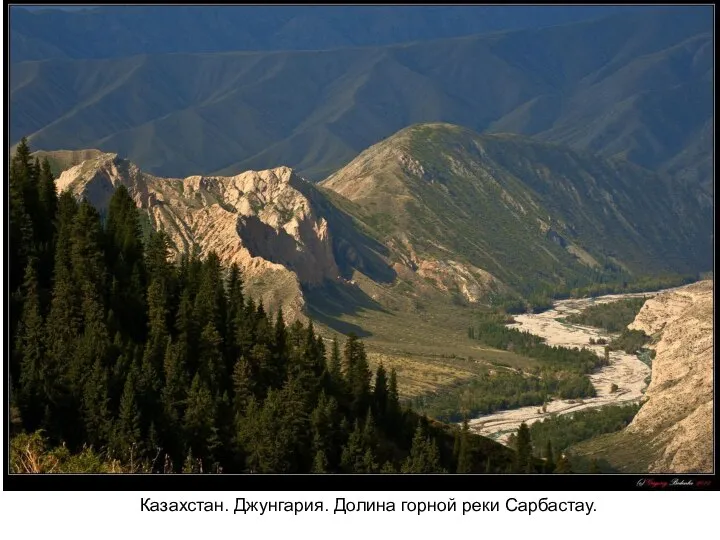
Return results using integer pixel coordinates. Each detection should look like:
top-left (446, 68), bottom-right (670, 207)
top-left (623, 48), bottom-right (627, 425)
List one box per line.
top-left (626, 280), bottom-right (714, 473)
top-left (55, 152), bottom-right (344, 319)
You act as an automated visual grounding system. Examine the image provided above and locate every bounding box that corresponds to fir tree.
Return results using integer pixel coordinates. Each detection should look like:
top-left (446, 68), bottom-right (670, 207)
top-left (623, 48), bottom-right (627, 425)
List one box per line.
top-left (373, 363), bottom-right (389, 420)
top-left (312, 449), bottom-right (328, 473)
top-left (82, 358), bottom-right (111, 448)
top-left (544, 440), bottom-right (556, 473)
top-left (344, 334), bottom-right (371, 416)
top-left (329, 337), bottom-right (343, 384)
top-left (184, 373), bottom-right (219, 467)
top-left (515, 422), bottom-right (533, 473)
top-left (113, 364), bottom-right (142, 462)
top-left (456, 418), bottom-right (472, 473)
top-left (402, 424), bottom-right (443, 473)
top-left (16, 259), bottom-right (46, 429)
top-left (231, 355), bottom-right (254, 414)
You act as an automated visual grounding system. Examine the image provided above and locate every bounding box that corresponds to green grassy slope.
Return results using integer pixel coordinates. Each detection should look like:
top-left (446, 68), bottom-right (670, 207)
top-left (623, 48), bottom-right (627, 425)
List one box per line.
top-left (321, 124), bottom-right (712, 293)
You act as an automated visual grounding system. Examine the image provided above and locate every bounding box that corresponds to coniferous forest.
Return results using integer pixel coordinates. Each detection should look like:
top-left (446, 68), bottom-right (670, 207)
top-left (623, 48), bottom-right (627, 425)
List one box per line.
top-left (8, 139), bottom-right (525, 474)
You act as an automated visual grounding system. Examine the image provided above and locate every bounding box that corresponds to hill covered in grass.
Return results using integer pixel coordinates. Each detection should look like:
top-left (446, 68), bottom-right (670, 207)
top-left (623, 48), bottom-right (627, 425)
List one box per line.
top-left (321, 123), bottom-right (712, 298)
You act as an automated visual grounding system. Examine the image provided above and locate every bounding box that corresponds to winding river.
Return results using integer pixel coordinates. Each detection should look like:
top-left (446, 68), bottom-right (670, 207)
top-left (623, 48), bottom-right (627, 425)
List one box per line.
top-left (467, 290), bottom-right (667, 444)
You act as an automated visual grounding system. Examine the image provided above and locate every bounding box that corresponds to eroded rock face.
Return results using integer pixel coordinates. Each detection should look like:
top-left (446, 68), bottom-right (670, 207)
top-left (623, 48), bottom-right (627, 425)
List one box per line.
top-left (626, 280), bottom-right (713, 473)
top-left (56, 153), bottom-right (342, 319)
top-left (416, 259), bottom-right (503, 303)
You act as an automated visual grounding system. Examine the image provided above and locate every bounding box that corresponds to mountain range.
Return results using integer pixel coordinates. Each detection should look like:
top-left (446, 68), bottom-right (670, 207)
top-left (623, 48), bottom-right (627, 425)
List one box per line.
top-left (11, 7), bottom-right (713, 194)
top-left (10, 5), bottom-right (645, 61)
top-left (50, 123), bottom-right (713, 334)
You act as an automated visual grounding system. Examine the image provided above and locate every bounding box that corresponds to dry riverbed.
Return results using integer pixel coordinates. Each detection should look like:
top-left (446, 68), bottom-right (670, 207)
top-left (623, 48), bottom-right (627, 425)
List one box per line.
top-left (468, 291), bottom-right (667, 445)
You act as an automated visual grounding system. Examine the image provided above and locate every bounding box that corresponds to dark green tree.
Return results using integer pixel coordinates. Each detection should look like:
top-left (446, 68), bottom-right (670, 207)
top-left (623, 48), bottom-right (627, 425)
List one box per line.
top-left (456, 418), bottom-right (472, 473)
top-left (515, 422), bottom-right (533, 473)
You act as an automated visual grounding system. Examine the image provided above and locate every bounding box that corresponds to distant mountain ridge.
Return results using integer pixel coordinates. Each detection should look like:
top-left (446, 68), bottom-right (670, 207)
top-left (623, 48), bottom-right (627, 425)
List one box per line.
top-left (11, 8), bottom-right (712, 193)
top-left (10, 5), bottom-right (649, 61)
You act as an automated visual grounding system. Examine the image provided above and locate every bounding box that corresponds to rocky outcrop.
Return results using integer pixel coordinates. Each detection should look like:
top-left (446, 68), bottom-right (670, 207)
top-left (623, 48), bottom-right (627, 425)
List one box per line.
top-left (56, 152), bottom-right (343, 319)
top-left (625, 280), bottom-right (713, 473)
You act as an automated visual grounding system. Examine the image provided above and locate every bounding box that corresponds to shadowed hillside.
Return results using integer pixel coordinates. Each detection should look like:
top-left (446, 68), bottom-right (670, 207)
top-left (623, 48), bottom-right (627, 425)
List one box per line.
top-left (10, 8), bottom-right (712, 190)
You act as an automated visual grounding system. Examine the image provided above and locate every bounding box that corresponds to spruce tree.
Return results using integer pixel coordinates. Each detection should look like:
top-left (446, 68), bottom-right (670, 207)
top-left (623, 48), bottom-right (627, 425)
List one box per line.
top-left (544, 440), bottom-right (556, 473)
top-left (340, 420), bottom-right (365, 473)
top-left (456, 418), bottom-right (472, 473)
top-left (113, 364), bottom-right (143, 462)
top-left (329, 337), bottom-right (343, 383)
top-left (224, 263), bottom-right (245, 375)
top-left (312, 449), bottom-right (328, 473)
top-left (402, 423), bottom-right (443, 473)
top-left (515, 422), bottom-right (533, 473)
top-left (83, 358), bottom-right (111, 448)
top-left (344, 334), bottom-right (371, 416)
top-left (372, 363), bottom-right (389, 420)
top-left (36, 158), bottom-right (58, 289)
top-left (387, 368), bottom-right (401, 427)
top-left (9, 138), bottom-right (36, 294)
top-left (184, 373), bottom-right (219, 468)
top-left (271, 308), bottom-right (288, 387)
top-left (231, 355), bottom-right (254, 414)
top-left (361, 448), bottom-right (378, 473)
top-left (16, 259), bottom-right (46, 429)
top-left (198, 322), bottom-right (225, 395)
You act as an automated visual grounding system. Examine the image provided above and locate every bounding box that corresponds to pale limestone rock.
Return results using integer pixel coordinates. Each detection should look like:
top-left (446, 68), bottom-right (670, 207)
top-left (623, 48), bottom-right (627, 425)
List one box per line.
top-left (626, 280), bottom-right (713, 473)
top-left (56, 154), bottom-right (341, 320)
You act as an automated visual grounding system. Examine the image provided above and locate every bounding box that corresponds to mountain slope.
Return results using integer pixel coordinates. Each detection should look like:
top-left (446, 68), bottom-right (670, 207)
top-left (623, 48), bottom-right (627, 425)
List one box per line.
top-left (10, 8), bottom-right (712, 187)
top-left (320, 124), bottom-right (712, 295)
top-left (570, 281), bottom-right (713, 472)
top-left (54, 152), bottom-right (395, 320)
top-left (10, 5), bottom-right (644, 62)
